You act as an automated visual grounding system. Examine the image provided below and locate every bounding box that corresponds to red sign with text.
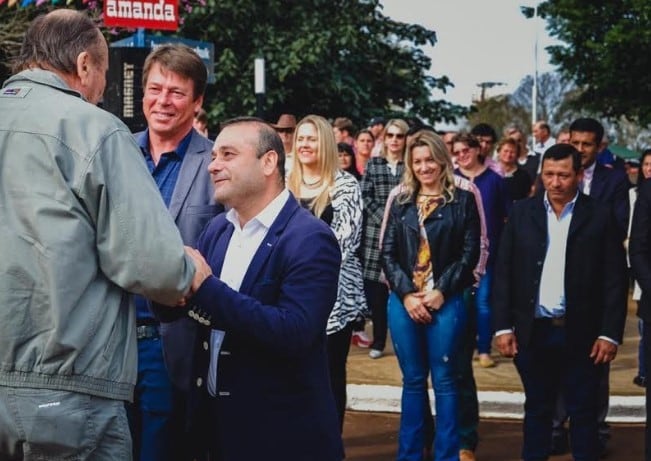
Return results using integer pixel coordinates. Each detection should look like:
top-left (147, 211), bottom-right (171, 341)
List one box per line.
top-left (104, 0), bottom-right (178, 31)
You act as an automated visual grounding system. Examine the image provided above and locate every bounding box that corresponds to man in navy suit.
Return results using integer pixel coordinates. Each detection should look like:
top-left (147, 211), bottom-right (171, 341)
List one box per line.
top-left (630, 178), bottom-right (651, 461)
top-left (549, 118), bottom-right (630, 456)
top-left (179, 117), bottom-right (343, 460)
top-left (128, 44), bottom-right (222, 461)
top-left (493, 144), bottom-right (628, 461)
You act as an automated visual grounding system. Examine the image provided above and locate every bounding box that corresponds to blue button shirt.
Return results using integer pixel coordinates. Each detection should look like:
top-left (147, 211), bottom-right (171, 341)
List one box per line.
top-left (134, 129), bottom-right (193, 322)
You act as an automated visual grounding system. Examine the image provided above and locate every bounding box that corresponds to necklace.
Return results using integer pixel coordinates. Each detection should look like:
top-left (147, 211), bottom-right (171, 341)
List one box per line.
top-left (418, 192), bottom-right (441, 197)
top-left (302, 177), bottom-right (322, 188)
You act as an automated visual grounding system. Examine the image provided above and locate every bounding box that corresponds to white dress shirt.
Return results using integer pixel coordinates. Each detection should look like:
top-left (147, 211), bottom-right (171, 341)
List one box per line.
top-left (582, 162), bottom-right (596, 195)
top-left (496, 191), bottom-right (617, 344)
top-left (207, 189), bottom-right (290, 396)
top-left (537, 192), bottom-right (576, 318)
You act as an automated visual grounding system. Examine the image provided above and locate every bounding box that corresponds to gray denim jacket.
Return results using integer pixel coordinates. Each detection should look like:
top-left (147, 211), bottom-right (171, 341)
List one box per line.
top-left (0, 69), bottom-right (195, 401)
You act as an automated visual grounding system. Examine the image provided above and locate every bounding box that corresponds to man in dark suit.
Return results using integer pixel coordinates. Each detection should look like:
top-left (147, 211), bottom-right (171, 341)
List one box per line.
top-left (128, 44), bottom-right (223, 461)
top-left (548, 118), bottom-right (630, 456)
top-left (493, 144), bottom-right (628, 461)
top-left (178, 117), bottom-right (343, 460)
top-left (629, 178), bottom-right (651, 461)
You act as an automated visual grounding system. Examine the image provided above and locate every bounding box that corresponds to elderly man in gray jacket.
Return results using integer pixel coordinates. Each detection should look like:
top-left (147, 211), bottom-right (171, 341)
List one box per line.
top-left (0, 10), bottom-right (195, 460)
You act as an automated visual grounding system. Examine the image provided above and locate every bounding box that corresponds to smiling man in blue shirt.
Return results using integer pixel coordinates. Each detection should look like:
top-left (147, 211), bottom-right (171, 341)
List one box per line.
top-left (127, 44), bottom-right (222, 461)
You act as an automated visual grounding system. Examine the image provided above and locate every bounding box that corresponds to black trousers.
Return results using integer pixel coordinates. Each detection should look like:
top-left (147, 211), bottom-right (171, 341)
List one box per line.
top-left (327, 322), bottom-right (354, 433)
top-left (645, 320), bottom-right (651, 461)
top-left (364, 279), bottom-right (389, 351)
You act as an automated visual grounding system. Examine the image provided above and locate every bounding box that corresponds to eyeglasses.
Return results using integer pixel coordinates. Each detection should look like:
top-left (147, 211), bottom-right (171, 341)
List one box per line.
top-left (453, 147), bottom-right (472, 156)
top-left (385, 132), bottom-right (405, 139)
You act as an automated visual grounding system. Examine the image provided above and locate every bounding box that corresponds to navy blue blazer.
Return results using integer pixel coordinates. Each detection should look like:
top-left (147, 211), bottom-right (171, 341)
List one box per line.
top-left (630, 179), bottom-right (651, 322)
top-left (136, 129), bottom-right (223, 390)
top-left (492, 193), bottom-right (628, 352)
top-left (590, 163), bottom-right (630, 238)
top-left (179, 193), bottom-right (343, 460)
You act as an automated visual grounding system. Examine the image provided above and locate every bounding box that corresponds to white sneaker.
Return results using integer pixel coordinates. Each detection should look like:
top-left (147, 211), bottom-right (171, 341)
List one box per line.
top-left (368, 349), bottom-right (383, 359)
top-left (351, 331), bottom-right (372, 348)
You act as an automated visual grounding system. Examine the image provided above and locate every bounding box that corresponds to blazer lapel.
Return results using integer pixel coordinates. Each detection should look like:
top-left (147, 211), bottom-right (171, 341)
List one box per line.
top-left (238, 193), bottom-right (300, 295)
top-left (529, 197), bottom-right (548, 234)
top-left (568, 194), bottom-right (591, 240)
top-left (589, 164), bottom-right (606, 200)
top-left (208, 223), bottom-right (233, 278)
top-left (169, 133), bottom-right (209, 221)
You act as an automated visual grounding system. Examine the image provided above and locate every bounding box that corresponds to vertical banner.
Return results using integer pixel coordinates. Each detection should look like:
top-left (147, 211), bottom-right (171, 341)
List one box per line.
top-left (104, 0), bottom-right (179, 31)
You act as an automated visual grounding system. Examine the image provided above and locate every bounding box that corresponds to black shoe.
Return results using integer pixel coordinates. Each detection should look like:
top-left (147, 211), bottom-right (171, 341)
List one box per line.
top-left (550, 431), bottom-right (570, 456)
top-left (633, 375), bottom-right (647, 388)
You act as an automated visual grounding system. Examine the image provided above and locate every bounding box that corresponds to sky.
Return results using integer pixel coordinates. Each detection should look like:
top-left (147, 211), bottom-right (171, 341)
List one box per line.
top-left (380, 0), bottom-right (562, 110)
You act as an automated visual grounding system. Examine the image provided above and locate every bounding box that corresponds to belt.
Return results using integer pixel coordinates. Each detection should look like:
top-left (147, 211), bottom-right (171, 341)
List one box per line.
top-left (136, 324), bottom-right (160, 340)
top-left (536, 316), bottom-right (566, 327)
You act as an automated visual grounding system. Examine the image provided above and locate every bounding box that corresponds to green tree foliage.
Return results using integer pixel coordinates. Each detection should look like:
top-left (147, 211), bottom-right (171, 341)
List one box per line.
top-left (1, 0), bottom-right (467, 128)
top-left (175, 0), bottom-right (467, 126)
top-left (536, 0), bottom-right (651, 124)
top-left (466, 95), bottom-right (530, 139)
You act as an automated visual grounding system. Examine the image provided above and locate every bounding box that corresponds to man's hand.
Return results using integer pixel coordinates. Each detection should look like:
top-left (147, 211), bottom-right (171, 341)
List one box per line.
top-left (184, 246), bottom-right (212, 293)
top-left (590, 339), bottom-right (618, 364)
top-left (422, 289), bottom-right (445, 311)
top-left (496, 332), bottom-right (518, 358)
top-left (403, 292), bottom-right (431, 324)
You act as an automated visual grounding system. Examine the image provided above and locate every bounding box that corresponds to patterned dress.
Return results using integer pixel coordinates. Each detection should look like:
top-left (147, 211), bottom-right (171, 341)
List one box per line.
top-left (361, 157), bottom-right (404, 282)
top-left (303, 170), bottom-right (368, 335)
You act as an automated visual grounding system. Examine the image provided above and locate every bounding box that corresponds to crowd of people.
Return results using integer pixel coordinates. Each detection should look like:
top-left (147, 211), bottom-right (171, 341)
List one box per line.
top-left (2, 9), bottom-right (651, 461)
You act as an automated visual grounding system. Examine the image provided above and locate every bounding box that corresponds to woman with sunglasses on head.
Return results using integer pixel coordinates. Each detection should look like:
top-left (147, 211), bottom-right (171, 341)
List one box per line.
top-left (382, 130), bottom-right (480, 461)
top-left (287, 115), bottom-right (366, 435)
top-left (360, 118), bottom-right (409, 359)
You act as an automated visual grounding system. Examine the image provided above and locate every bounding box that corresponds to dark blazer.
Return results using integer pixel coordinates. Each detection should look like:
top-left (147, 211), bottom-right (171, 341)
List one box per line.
top-left (163, 193), bottom-right (344, 460)
top-left (492, 193), bottom-right (628, 353)
top-left (381, 189), bottom-right (480, 300)
top-left (630, 179), bottom-right (651, 322)
top-left (136, 129), bottom-right (223, 391)
top-left (591, 163), bottom-right (630, 238)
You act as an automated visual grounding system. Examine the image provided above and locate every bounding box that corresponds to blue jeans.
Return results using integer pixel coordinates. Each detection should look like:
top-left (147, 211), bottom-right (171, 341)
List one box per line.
top-left (127, 337), bottom-right (175, 461)
top-left (475, 267), bottom-right (493, 354)
top-left (389, 291), bottom-right (467, 461)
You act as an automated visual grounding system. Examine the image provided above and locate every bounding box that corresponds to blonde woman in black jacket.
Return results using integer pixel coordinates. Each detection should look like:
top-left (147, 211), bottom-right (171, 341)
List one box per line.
top-left (382, 131), bottom-right (480, 461)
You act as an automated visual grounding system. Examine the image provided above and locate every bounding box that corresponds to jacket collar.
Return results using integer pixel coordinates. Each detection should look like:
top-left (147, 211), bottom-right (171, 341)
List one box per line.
top-left (210, 191), bottom-right (300, 295)
top-left (238, 192), bottom-right (300, 294)
top-left (532, 192), bottom-right (591, 239)
top-left (5, 69), bottom-right (84, 100)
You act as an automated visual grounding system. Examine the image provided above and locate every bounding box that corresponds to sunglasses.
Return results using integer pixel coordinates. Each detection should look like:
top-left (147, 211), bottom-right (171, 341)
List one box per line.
top-left (276, 128), bottom-right (294, 134)
top-left (385, 132), bottom-right (405, 139)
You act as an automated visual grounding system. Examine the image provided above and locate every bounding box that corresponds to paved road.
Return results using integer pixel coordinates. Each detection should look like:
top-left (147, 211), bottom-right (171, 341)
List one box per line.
top-left (343, 411), bottom-right (645, 460)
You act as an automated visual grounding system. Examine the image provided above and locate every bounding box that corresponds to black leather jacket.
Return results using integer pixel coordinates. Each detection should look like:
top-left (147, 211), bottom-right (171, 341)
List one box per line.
top-left (381, 188), bottom-right (481, 301)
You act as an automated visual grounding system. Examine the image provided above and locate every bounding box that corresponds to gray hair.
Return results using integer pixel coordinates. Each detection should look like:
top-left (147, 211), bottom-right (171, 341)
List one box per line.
top-left (12, 10), bottom-right (104, 74)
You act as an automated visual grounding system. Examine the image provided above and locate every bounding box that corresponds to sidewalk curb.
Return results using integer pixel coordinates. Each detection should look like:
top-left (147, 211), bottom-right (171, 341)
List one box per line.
top-left (347, 384), bottom-right (646, 423)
